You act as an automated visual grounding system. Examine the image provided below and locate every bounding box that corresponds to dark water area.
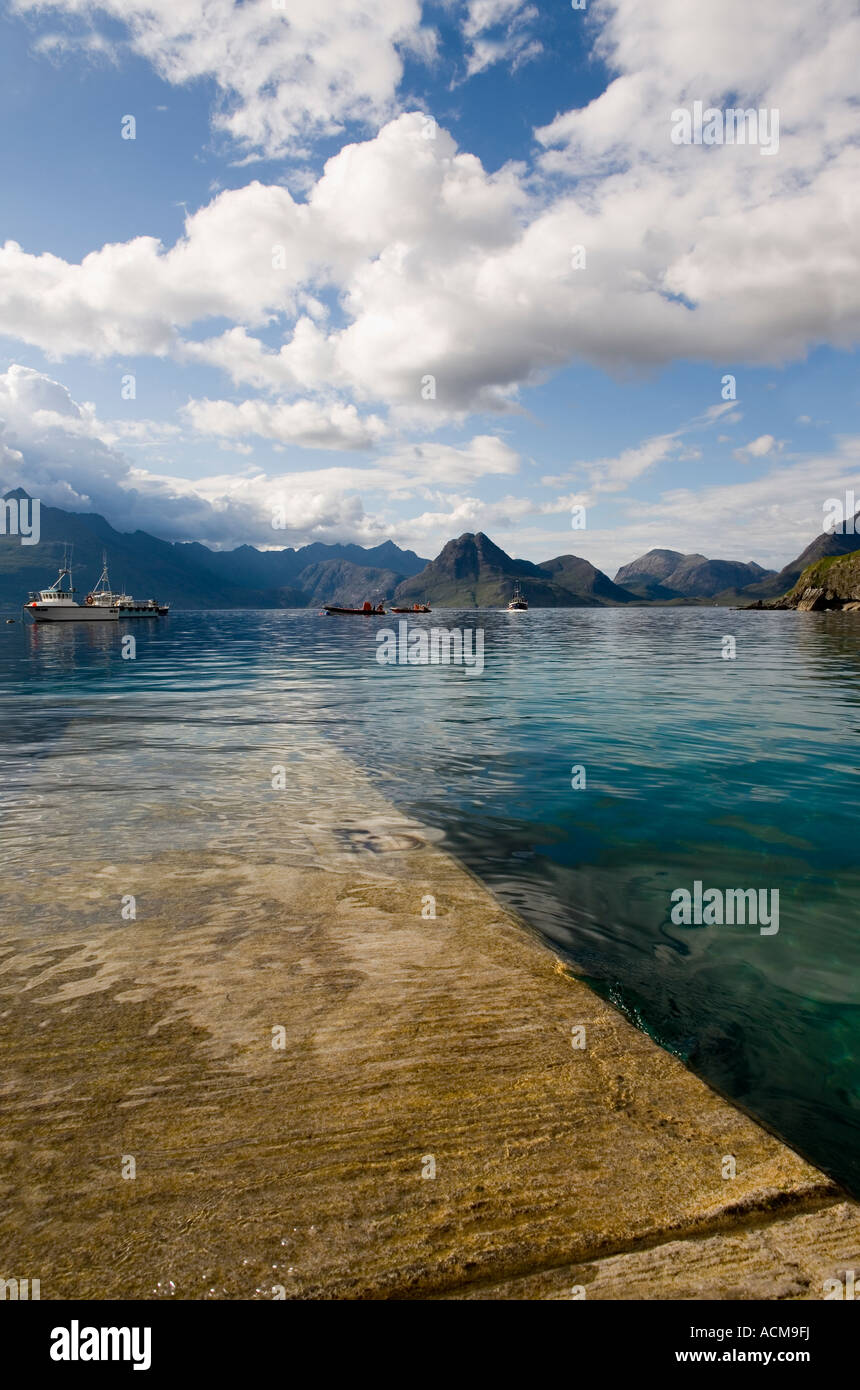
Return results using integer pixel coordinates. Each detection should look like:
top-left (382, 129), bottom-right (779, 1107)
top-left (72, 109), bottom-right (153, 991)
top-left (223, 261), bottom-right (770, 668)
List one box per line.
top-left (1, 605), bottom-right (858, 1191)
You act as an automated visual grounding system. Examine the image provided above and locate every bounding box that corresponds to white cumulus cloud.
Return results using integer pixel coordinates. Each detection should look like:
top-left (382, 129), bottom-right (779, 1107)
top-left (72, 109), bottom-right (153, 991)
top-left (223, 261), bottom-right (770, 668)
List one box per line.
top-left (12, 0), bottom-right (434, 158)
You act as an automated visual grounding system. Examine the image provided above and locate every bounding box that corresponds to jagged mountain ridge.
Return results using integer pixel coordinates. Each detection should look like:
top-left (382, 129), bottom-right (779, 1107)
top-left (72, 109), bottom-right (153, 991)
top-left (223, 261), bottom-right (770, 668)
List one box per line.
top-left (615, 550), bottom-right (774, 599)
top-left (4, 491), bottom-right (859, 610)
top-left (394, 532), bottom-right (637, 607)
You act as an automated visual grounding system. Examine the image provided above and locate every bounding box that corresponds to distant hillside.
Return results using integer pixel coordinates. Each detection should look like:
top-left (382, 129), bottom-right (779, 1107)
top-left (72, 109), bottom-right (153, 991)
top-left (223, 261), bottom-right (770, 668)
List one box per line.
top-left (296, 560), bottom-right (404, 608)
top-left (0, 491), bottom-right (428, 611)
top-left (172, 536), bottom-right (427, 588)
top-left (538, 553), bottom-right (638, 604)
top-left (394, 532), bottom-right (637, 607)
top-left (615, 549), bottom-right (688, 585)
top-left (616, 549), bottom-right (774, 599)
top-left (616, 517), bottom-right (860, 606)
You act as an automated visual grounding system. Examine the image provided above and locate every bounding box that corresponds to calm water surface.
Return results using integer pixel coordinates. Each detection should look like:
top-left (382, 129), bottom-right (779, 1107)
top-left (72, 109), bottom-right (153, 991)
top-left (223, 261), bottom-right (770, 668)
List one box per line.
top-left (1, 607), bottom-right (858, 1191)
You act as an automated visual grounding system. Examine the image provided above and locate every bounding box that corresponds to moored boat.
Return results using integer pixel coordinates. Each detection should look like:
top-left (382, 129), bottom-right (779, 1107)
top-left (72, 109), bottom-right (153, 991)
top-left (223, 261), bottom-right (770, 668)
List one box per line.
top-left (85, 555), bottom-right (169, 617)
top-left (25, 555), bottom-right (119, 622)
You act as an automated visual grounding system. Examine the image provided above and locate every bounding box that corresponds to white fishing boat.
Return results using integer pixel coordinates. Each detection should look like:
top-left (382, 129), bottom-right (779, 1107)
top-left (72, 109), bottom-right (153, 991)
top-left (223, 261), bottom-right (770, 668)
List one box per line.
top-left (507, 581), bottom-right (528, 610)
top-left (25, 555), bottom-right (119, 622)
top-left (86, 555), bottom-right (169, 617)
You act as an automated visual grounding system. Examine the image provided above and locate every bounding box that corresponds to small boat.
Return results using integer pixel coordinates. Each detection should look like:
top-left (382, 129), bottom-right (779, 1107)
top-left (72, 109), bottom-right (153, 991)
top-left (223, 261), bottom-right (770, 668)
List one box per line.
top-left (389, 603), bottom-right (431, 613)
top-left (25, 553), bottom-right (119, 622)
top-left (324, 601), bottom-right (387, 615)
top-left (507, 582), bottom-right (528, 611)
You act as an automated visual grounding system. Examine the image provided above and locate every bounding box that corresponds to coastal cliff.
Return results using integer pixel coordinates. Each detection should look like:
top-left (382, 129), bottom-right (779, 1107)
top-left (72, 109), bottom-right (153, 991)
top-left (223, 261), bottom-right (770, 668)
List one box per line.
top-left (748, 551), bottom-right (860, 612)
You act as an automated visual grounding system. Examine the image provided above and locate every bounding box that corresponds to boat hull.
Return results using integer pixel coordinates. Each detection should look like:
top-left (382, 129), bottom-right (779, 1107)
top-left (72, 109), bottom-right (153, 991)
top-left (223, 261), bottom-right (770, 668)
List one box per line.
top-left (115, 606), bottom-right (169, 617)
top-left (324, 606), bottom-right (385, 615)
top-left (26, 605), bottom-right (119, 622)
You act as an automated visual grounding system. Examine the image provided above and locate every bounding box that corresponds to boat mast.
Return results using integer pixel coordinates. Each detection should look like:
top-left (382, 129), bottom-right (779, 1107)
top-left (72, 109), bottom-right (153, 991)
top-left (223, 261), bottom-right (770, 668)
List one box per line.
top-left (93, 550), bottom-right (111, 594)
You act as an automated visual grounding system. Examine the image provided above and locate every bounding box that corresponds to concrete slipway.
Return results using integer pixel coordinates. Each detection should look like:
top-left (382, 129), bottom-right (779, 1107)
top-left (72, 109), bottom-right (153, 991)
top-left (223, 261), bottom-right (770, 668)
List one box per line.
top-left (0, 729), bottom-right (857, 1299)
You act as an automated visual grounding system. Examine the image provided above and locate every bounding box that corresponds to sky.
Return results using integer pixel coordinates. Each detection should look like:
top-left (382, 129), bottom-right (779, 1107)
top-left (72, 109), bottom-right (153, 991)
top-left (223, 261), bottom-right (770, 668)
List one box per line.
top-left (0, 0), bottom-right (858, 574)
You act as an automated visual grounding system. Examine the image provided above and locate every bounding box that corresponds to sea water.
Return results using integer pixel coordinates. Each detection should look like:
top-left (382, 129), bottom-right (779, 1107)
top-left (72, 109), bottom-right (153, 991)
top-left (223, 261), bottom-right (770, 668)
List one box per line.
top-left (1, 606), bottom-right (857, 1192)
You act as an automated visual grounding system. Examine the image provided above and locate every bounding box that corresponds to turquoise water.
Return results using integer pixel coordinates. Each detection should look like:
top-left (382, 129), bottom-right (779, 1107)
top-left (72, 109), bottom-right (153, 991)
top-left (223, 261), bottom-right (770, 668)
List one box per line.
top-left (1, 607), bottom-right (858, 1191)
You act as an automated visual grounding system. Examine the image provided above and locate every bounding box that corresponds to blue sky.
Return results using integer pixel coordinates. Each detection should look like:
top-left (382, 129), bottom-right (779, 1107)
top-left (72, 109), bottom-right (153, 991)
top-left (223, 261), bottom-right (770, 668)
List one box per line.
top-left (0, 0), bottom-right (857, 573)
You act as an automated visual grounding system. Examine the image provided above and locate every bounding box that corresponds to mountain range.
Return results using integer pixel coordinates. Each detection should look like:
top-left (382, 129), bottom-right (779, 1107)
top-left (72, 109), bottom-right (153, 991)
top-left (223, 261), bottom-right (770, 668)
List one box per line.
top-left (2, 489), bottom-right (859, 611)
top-left (394, 532), bottom-right (635, 607)
top-left (0, 491), bottom-right (426, 610)
top-left (614, 551), bottom-right (772, 600)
